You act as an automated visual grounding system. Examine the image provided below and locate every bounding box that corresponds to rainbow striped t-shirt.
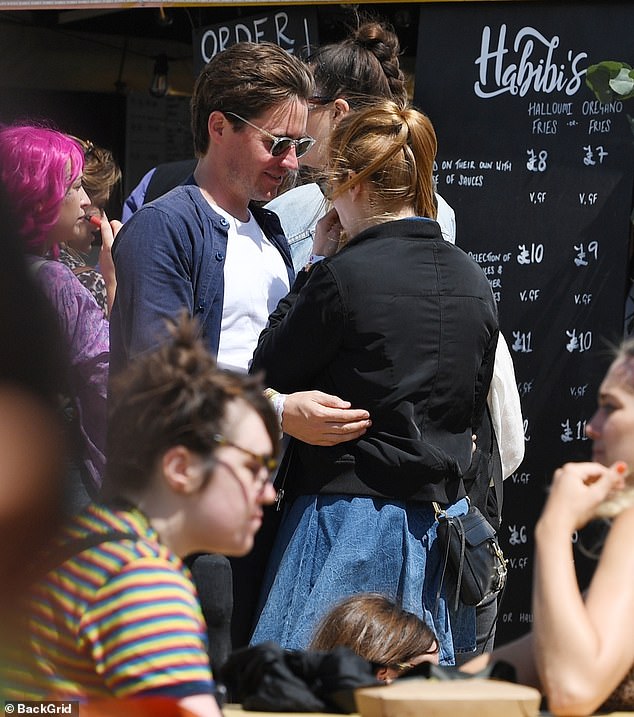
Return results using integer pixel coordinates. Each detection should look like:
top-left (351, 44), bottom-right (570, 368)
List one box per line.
top-left (4, 502), bottom-right (214, 701)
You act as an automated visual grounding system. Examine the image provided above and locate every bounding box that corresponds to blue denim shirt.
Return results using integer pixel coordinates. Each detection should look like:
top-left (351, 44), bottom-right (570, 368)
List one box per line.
top-left (267, 183), bottom-right (457, 274)
top-left (110, 184), bottom-right (294, 375)
top-left (266, 182), bottom-right (328, 273)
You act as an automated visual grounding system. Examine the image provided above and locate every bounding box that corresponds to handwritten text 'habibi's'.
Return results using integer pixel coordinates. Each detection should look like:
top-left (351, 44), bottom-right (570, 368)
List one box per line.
top-left (474, 24), bottom-right (587, 99)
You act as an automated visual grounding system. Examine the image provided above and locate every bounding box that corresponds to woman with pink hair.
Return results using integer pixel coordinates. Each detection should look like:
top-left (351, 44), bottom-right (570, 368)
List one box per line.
top-left (0, 124), bottom-right (111, 508)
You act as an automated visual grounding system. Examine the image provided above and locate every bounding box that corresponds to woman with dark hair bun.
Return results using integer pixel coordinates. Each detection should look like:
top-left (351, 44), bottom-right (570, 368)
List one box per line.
top-left (318, 18), bottom-right (407, 94)
top-left (267, 18), bottom-right (456, 272)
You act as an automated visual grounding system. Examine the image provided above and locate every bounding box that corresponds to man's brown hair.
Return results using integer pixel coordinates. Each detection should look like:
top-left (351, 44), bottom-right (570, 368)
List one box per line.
top-left (191, 42), bottom-right (314, 156)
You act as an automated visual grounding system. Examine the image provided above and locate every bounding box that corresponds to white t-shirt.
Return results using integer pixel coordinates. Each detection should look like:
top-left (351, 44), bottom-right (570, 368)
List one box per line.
top-left (214, 206), bottom-right (290, 372)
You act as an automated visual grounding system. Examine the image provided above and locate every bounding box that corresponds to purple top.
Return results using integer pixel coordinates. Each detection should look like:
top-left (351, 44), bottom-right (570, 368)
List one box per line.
top-left (28, 256), bottom-right (109, 489)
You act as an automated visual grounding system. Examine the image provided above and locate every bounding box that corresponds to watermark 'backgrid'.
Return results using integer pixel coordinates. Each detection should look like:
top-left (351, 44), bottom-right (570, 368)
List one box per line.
top-left (4, 703), bottom-right (78, 715)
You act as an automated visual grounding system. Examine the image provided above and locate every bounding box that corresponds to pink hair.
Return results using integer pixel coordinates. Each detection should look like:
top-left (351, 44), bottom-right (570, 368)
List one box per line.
top-left (0, 125), bottom-right (84, 257)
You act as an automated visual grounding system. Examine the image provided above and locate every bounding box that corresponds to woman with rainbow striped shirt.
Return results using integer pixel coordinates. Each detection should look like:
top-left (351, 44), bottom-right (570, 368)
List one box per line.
top-left (3, 317), bottom-right (279, 716)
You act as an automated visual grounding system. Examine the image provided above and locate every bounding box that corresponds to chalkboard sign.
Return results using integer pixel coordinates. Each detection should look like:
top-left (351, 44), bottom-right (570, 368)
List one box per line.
top-left (124, 92), bottom-right (192, 196)
top-left (415, 1), bottom-right (634, 643)
top-left (193, 8), bottom-right (319, 77)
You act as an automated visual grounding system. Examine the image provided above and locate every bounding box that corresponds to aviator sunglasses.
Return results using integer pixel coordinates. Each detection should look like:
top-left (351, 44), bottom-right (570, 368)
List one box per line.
top-left (225, 111), bottom-right (315, 158)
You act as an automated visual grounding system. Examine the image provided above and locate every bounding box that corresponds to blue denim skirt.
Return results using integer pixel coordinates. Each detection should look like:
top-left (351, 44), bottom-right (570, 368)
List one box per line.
top-left (250, 494), bottom-right (475, 665)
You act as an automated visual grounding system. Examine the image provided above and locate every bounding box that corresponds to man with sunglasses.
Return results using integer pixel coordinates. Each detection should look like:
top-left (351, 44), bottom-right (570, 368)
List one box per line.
top-left (110, 40), bottom-right (371, 648)
top-left (111, 41), bottom-right (368, 442)
top-left (111, 41), bottom-right (311, 375)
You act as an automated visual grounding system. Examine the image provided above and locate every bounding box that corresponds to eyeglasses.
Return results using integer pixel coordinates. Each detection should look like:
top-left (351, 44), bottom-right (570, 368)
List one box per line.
top-left (212, 433), bottom-right (278, 489)
top-left (225, 111), bottom-right (315, 158)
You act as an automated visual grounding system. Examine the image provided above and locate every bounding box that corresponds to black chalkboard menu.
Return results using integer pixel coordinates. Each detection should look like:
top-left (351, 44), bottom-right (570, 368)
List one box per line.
top-left (415, 1), bottom-right (634, 643)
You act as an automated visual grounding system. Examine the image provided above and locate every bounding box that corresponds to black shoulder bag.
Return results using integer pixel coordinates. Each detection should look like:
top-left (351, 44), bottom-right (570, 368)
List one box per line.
top-left (433, 500), bottom-right (507, 611)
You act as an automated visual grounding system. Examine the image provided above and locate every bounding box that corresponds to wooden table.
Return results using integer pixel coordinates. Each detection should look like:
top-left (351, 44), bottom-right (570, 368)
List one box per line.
top-left (224, 701), bottom-right (632, 717)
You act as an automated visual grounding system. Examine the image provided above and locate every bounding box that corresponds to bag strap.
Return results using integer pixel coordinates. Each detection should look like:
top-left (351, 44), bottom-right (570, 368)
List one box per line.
top-left (435, 510), bottom-right (468, 613)
top-left (452, 518), bottom-right (468, 611)
top-left (432, 497), bottom-right (471, 521)
top-left (273, 439), bottom-right (295, 512)
top-left (433, 506), bottom-right (464, 614)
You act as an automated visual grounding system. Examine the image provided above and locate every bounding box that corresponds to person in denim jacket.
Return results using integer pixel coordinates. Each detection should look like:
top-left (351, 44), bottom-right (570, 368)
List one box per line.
top-left (266, 20), bottom-right (456, 274)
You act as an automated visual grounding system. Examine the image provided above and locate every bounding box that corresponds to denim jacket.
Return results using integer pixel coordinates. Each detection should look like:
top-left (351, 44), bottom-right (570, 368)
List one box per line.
top-left (267, 183), bottom-right (457, 274)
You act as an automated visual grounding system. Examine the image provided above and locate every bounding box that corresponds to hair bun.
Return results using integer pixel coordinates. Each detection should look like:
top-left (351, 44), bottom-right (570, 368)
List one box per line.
top-left (353, 21), bottom-right (406, 103)
top-left (354, 21), bottom-right (400, 59)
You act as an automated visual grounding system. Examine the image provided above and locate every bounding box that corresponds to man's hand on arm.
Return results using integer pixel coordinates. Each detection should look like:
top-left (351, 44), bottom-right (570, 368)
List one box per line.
top-left (281, 390), bottom-right (371, 446)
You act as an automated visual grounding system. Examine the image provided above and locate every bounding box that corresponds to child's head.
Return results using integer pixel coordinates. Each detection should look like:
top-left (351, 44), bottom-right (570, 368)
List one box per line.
top-left (106, 314), bottom-right (280, 556)
top-left (310, 593), bottom-right (438, 683)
